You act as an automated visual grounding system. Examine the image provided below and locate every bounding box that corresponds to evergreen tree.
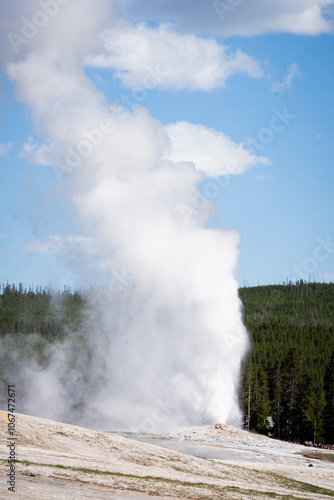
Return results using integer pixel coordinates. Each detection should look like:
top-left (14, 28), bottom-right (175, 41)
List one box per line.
top-left (239, 356), bottom-right (252, 430)
top-left (267, 359), bottom-right (283, 439)
top-left (1, 282), bottom-right (334, 442)
top-left (251, 367), bottom-right (270, 434)
top-left (324, 351), bottom-right (334, 444)
top-left (306, 389), bottom-right (326, 444)
top-left (281, 349), bottom-right (298, 440)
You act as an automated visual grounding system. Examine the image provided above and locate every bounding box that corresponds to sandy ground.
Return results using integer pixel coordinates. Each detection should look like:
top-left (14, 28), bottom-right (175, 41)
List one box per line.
top-left (0, 412), bottom-right (333, 499)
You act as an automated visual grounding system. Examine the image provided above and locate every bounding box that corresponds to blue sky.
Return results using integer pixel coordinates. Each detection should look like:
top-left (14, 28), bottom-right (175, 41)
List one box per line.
top-left (0, 0), bottom-right (333, 289)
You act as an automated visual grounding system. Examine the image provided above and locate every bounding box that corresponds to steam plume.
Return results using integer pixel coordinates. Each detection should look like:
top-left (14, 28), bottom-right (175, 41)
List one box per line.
top-left (1, 0), bottom-right (266, 431)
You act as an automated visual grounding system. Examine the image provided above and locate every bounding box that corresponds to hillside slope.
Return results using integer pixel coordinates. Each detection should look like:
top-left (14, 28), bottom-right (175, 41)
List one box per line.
top-left (1, 412), bottom-right (334, 499)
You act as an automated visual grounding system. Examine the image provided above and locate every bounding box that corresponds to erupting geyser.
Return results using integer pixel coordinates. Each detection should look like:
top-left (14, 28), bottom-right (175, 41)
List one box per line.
top-left (1, 0), bottom-right (269, 431)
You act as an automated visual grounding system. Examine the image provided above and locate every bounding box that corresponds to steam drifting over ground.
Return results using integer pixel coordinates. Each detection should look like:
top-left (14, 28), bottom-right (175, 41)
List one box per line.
top-left (0, 0), bottom-right (269, 431)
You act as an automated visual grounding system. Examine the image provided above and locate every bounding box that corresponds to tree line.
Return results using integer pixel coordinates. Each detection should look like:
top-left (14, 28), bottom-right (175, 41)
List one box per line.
top-left (0, 283), bottom-right (84, 337)
top-left (0, 280), bottom-right (333, 443)
top-left (239, 281), bottom-right (334, 444)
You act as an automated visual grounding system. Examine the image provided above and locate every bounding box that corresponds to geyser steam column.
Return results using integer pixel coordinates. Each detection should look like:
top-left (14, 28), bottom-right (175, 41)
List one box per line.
top-left (3, 0), bottom-right (264, 431)
top-left (77, 136), bottom-right (250, 430)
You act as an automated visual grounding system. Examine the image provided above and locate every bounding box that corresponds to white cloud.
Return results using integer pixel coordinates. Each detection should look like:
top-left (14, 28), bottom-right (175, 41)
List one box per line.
top-left (25, 235), bottom-right (99, 254)
top-left (271, 63), bottom-right (302, 93)
top-left (0, 141), bottom-right (14, 156)
top-left (20, 136), bottom-right (54, 165)
top-left (164, 121), bottom-right (270, 176)
top-left (87, 23), bottom-right (263, 91)
top-left (119, 0), bottom-right (334, 36)
top-left (0, 0), bottom-right (113, 64)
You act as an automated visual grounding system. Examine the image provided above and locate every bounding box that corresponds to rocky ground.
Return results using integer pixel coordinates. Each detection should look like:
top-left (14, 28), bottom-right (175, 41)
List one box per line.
top-left (0, 411), bottom-right (333, 499)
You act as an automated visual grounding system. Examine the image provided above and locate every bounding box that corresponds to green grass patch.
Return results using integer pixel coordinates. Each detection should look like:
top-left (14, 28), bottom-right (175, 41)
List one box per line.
top-left (258, 470), bottom-right (334, 497)
top-left (3, 458), bottom-right (333, 497)
top-left (209, 462), bottom-right (334, 497)
top-left (298, 451), bottom-right (334, 463)
top-left (13, 459), bottom-right (226, 493)
top-left (224, 487), bottom-right (297, 499)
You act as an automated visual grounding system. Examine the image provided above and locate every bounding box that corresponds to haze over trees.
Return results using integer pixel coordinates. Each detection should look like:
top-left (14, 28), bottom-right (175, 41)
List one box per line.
top-left (0, 281), bottom-right (333, 443)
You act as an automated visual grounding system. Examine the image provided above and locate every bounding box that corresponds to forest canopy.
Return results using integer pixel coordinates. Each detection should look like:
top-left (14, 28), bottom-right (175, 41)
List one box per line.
top-left (0, 281), bottom-right (333, 443)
